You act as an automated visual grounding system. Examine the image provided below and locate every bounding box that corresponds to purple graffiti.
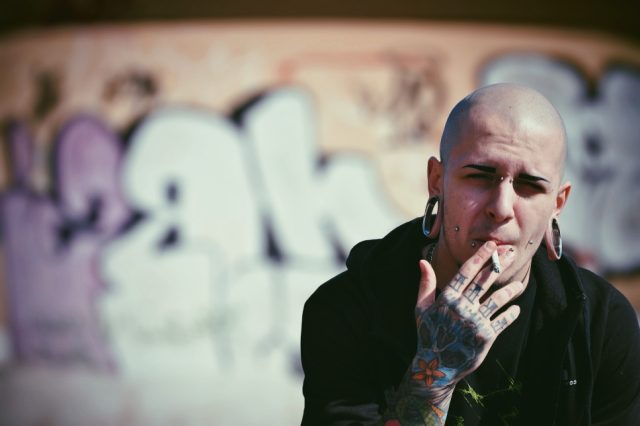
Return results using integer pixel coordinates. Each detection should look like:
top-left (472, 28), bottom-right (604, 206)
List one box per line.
top-left (0, 117), bottom-right (129, 370)
top-left (1, 87), bottom-right (403, 378)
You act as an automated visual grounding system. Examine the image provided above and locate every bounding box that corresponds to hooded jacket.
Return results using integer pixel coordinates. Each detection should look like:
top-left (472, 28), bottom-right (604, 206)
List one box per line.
top-left (301, 218), bottom-right (640, 425)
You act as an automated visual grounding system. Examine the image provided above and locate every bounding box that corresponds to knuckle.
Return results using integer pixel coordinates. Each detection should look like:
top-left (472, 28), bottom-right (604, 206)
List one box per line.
top-left (497, 283), bottom-right (518, 302)
top-left (441, 290), bottom-right (457, 304)
top-left (480, 244), bottom-right (494, 255)
top-left (458, 264), bottom-right (473, 277)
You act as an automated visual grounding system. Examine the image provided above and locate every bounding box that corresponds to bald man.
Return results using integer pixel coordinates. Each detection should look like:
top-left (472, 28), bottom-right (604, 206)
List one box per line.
top-left (301, 84), bottom-right (640, 425)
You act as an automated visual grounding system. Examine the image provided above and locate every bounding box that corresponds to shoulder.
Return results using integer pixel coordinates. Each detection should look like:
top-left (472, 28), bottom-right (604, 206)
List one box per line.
top-left (574, 265), bottom-right (637, 323)
top-left (568, 266), bottom-right (640, 422)
top-left (304, 217), bottom-right (424, 319)
top-left (555, 254), bottom-right (635, 317)
top-left (551, 254), bottom-right (639, 352)
top-left (303, 270), bottom-right (363, 321)
top-left (567, 260), bottom-right (640, 367)
top-left (301, 269), bottom-right (377, 355)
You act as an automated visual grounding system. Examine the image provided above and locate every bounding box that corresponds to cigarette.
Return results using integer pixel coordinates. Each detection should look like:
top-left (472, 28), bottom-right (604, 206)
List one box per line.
top-left (491, 251), bottom-right (501, 273)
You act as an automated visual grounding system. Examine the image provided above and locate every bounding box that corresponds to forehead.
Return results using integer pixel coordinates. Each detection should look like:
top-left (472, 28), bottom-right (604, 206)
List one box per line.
top-left (446, 108), bottom-right (565, 182)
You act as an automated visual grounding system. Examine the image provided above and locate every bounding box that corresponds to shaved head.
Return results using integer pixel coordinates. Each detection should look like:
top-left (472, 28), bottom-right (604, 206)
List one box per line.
top-left (440, 83), bottom-right (567, 181)
top-left (428, 83), bottom-right (573, 288)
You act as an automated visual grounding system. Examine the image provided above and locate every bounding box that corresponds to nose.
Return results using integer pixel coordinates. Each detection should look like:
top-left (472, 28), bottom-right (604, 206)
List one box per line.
top-left (485, 180), bottom-right (516, 223)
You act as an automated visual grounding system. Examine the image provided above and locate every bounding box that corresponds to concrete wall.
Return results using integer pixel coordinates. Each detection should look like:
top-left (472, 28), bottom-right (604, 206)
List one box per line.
top-left (0, 21), bottom-right (638, 425)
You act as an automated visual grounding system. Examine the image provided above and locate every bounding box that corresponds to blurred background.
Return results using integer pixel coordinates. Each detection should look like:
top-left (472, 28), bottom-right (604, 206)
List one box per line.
top-left (0, 1), bottom-right (639, 425)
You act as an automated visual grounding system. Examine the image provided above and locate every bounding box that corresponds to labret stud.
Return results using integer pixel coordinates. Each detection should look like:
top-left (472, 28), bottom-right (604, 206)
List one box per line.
top-left (454, 226), bottom-right (460, 232)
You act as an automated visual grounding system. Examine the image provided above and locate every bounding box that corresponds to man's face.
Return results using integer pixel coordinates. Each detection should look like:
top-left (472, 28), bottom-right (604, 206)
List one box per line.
top-left (429, 106), bottom-right (571, 284)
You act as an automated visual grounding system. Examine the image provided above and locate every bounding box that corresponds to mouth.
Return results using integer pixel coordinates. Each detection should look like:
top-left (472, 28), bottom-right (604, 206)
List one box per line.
top-left (472, 238), bottom-right (516, 274)
top-left (473, 238), bottom-right (515, 253)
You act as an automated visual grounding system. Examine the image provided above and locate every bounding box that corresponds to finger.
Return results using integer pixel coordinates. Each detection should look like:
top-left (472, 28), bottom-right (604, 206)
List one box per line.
top-left (488, 304), bottom-right (521, 336)
top-left (477, 281), bottom-right (525, 319)
top-left (485, 247), bottom-right (517, 281)
top-left (461, 249), bottom-right (517, 304)
top-left (445, 241), bottom-right (497, 295)
top-left (415, 259), bottom-right (437, 312)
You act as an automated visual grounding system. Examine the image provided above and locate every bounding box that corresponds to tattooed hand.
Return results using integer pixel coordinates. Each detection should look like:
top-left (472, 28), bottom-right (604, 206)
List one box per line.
top-left (384, 241), bottom-right (523, 425)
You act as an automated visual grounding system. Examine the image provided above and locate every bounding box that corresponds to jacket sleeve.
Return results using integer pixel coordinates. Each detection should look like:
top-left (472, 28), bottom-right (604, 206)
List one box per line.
top-left (300, 272), bottom-right (383, 426)
top-left (590, 285), bottom-right (640, 425)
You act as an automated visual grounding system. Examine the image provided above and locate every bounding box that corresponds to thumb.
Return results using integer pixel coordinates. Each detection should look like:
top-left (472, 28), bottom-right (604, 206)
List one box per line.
top-left (416, 259), bottom-right (437, 312)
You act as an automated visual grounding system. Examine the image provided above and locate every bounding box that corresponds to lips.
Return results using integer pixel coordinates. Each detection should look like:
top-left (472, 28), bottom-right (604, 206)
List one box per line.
top-left (475, 238), bottom-right (511, 245)
top-left (473, 237), bottom-right (516, 253)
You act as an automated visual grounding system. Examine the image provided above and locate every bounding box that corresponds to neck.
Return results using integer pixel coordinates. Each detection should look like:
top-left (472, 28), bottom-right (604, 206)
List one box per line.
top-left (430, 242), bottom-right (458, 291)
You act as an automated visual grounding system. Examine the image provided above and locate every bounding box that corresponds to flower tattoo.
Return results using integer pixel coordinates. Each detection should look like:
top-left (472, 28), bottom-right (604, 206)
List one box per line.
top-left (412, 358), bottom-right (446, 386)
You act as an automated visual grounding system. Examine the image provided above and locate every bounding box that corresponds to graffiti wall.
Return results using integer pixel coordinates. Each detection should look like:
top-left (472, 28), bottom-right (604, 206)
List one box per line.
top-left (0, 22), bottom-right (639, 425)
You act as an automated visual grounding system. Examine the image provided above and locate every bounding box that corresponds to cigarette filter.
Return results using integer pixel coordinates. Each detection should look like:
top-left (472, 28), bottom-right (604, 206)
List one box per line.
top-left (491, 251), bottom-right (501, 273)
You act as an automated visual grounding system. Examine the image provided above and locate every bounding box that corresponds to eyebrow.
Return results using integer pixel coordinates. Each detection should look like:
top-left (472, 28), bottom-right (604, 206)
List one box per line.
top-left (463, 164), bottom-right (550, 183)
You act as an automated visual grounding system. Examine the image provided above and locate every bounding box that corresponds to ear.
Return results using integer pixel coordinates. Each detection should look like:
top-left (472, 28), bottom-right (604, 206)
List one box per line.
top-left (427, 156), bottom-right (443, 197)
top-left (553, 181), bottom-right (572, 217)
top-left (545, 181), bottom-right (571, 260)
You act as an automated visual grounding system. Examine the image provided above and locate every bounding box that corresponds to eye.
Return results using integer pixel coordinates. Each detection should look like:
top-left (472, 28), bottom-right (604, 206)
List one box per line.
top-left (464, 173), bottom-right (497, 187)
top-left (513, 179), bottom-right (546, 196)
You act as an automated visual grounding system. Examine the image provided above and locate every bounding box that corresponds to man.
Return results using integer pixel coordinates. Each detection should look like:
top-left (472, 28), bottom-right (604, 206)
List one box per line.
top-left (301, 84), bottom-right (640, 425)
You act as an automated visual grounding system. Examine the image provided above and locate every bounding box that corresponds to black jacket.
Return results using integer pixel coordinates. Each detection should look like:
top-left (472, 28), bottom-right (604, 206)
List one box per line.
top-left (301, 218), bottom-right (640, 425)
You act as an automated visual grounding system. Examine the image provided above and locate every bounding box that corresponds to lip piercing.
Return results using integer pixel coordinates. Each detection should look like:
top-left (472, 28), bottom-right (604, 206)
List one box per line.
top-left (454, 226), bottom-right (460, 232)
top-left (471, 241), bottom-right (477, 248)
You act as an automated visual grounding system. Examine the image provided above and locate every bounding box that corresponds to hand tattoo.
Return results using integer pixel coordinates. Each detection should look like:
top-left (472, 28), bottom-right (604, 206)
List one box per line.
top-left (463, 282), bottom-right (482, 303)
top-left (479, 298), bottom-right (499, 319)
top-left (449, 273), bottom-right (468, 292)
top-left (383, 242), bottom-right (522, 425)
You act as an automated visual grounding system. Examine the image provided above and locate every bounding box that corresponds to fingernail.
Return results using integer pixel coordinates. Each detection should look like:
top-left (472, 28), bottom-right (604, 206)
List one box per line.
top-left (510, 305), bottom-right (521, 320)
